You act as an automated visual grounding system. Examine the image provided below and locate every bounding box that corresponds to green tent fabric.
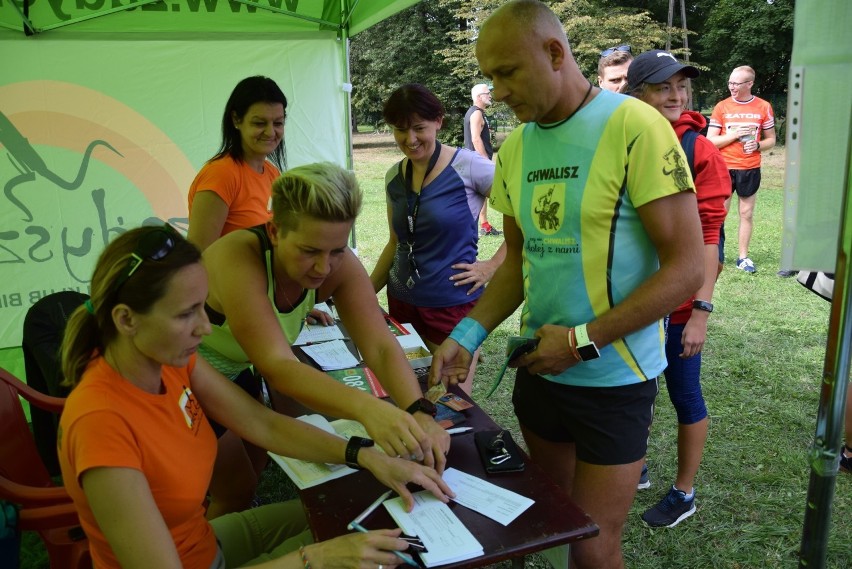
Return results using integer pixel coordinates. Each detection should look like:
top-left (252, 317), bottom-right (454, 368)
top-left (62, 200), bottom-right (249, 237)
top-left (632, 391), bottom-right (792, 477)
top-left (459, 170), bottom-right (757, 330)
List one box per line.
top-left (0, 0), bottom-right (417, 373)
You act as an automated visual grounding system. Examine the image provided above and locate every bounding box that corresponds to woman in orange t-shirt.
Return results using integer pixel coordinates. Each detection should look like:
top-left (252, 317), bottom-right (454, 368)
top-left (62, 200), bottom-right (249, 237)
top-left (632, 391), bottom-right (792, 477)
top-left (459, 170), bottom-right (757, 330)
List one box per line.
top-left (187, 76), bottom-right (287, 252)
top-left (58, 224), bottom-right (452, 569)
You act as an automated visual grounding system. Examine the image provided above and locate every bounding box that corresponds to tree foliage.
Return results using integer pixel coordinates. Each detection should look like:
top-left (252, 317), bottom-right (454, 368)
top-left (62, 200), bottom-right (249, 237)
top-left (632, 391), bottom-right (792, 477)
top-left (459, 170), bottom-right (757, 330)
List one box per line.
top-left (350, 0), bottom-right (794, 136)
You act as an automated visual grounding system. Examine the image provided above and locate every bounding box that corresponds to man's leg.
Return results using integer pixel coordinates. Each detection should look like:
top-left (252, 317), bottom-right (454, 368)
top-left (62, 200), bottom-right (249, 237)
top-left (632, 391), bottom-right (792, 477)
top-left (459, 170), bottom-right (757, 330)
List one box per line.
top-left (478, 202), bottom-right (502, 235)
top-left (521, 426), bottom-right (641, 569)
top-left (737, 193), bottom-right (757, 261)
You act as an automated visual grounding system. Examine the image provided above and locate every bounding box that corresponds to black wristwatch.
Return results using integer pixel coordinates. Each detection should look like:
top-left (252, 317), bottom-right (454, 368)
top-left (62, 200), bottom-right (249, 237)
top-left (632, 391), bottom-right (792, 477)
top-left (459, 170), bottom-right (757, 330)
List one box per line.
top-left (405, 397), bottom-right (437, 417)
top-left (692, 299), bottom-right (714, 313)
top-left (345, 436), bottom-right (374, 470)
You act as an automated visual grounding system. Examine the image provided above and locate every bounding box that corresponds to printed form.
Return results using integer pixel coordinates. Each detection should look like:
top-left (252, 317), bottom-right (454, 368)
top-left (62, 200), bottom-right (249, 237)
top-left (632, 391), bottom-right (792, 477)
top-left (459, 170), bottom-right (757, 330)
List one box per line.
top-left (442, 467), bottom-right (534, 526)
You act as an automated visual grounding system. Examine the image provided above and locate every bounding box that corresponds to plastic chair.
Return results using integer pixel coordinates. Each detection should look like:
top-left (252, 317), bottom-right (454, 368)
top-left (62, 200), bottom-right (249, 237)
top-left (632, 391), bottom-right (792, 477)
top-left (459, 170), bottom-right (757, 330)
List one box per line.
top-left (0, 367), bottom-right (91, 569)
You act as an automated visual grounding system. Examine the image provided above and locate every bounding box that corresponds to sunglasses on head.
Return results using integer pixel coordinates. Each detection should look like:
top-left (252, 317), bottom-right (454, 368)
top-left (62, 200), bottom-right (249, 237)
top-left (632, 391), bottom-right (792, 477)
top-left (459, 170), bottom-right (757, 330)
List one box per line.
top-left (600, 44), bottom-right (631, 57)
top-left (113, 223), bottom-right (180, 293)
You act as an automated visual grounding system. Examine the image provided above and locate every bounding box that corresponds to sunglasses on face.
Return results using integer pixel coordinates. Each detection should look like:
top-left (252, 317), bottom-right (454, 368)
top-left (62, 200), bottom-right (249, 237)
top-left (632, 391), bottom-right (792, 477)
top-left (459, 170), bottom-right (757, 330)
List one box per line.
top-left (113, 223), bottom-right (179, 293)
top-left (600, 44), bottom-right (631, 57)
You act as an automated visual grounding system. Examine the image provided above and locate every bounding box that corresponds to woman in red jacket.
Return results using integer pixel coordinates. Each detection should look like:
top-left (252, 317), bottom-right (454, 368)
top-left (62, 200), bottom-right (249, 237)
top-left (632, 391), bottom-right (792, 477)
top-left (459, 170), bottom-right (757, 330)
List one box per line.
top-left (626, 50), bottom-right (730, 528)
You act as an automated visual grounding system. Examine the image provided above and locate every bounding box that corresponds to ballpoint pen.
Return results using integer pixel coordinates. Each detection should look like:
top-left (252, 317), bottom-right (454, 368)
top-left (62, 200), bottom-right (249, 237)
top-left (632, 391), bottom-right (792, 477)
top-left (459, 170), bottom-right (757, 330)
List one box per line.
top-left (348, 489), bottom-right (393, 530)
top-left (349, 521), bottom-right (420, 567)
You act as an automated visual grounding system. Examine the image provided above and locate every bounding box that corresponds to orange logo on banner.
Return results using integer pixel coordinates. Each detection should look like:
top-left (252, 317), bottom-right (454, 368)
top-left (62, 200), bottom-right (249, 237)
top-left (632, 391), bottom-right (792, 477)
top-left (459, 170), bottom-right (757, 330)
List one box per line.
top-left (0, 80), bottom-right (194, 221)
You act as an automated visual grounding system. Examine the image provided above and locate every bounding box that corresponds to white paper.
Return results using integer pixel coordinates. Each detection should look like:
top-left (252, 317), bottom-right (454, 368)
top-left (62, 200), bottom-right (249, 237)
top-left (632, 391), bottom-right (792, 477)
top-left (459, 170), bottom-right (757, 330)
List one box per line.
top-left (383, 491), bottom-right (483, 567)
top-left (300, 339), bottom-right (359, 370)
top-left (293, 322), bottom-right (345, 345)
top-left (441, 467), bottom-right (534, 526)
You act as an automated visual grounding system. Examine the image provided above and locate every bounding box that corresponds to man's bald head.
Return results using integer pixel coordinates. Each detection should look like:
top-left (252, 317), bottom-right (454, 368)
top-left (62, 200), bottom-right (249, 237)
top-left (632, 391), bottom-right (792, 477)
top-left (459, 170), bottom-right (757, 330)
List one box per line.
top-left (482, 0), bottom-right (569, 49)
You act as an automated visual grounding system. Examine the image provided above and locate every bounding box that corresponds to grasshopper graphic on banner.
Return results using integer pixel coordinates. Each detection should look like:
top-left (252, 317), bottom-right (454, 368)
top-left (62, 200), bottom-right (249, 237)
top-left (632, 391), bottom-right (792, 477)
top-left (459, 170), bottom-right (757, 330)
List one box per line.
top-left (0, 80), bottom-right (193, 348)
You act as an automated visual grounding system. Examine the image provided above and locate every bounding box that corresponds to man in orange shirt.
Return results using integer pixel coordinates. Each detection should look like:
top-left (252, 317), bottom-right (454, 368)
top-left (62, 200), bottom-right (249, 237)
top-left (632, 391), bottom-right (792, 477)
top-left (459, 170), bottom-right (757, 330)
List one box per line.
top-left (707, 65), bottom-right (776, 274)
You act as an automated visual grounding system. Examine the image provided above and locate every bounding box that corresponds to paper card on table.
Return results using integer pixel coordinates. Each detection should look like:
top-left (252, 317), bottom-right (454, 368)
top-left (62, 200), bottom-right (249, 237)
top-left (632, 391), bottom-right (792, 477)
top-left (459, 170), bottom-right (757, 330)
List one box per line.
top-left (383, 491), bottom-right (483, 567)
top-left (293, 323), bottom-right (345, 346)
top-left (300, 339), bottom-right (359, 370)
top-left (441, 467), bottom-right (534, 526)
top-left (268, 416), bottom-right (373, 490)
top-left (325, 366), bottom-right (388, 398)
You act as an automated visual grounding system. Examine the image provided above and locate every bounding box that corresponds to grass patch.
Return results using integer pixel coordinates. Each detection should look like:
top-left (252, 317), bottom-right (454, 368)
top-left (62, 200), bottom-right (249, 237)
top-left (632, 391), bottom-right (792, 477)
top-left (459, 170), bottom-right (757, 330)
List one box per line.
top-left (19, 141), bottom-right (850, 569)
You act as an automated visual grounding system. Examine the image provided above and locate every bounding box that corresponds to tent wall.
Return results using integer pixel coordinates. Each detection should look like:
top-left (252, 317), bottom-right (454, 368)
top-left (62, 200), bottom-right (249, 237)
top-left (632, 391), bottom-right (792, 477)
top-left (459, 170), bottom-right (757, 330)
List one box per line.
top-left (0, 33), bottom-right (347, 349)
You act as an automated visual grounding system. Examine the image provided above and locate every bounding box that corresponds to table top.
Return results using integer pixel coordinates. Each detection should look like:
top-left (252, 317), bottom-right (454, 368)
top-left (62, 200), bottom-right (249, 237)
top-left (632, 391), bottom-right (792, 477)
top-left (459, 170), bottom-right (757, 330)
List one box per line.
top-left (296, 378), bottom-right (599, 568)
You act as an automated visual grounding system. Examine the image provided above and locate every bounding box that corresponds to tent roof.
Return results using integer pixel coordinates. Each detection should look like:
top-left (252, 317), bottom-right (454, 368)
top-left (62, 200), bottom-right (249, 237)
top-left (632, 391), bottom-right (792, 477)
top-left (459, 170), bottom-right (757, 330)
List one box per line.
top-left (0, 0), bottom-right (419, 37)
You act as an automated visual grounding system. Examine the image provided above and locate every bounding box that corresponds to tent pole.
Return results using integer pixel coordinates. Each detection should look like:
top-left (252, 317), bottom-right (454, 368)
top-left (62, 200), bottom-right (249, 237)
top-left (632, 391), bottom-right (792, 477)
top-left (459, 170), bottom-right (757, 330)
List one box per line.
top-left (798, 111), bottom-right (852, 568)
top-left (339, 0), bottom-right (357, 252)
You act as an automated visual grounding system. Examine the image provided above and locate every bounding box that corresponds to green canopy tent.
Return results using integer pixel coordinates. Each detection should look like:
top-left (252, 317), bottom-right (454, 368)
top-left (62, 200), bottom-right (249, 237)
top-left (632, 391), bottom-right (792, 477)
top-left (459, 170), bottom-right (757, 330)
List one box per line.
top-left (0, 0), bottom-right (418, 375)
top-left (785, 1), bottom-right (852, 565)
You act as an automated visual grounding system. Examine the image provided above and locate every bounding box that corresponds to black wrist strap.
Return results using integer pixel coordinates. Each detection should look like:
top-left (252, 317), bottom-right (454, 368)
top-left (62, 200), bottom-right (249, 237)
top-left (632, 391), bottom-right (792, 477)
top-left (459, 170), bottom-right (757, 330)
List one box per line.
top-left (345, 436), bottom-right (373, 470)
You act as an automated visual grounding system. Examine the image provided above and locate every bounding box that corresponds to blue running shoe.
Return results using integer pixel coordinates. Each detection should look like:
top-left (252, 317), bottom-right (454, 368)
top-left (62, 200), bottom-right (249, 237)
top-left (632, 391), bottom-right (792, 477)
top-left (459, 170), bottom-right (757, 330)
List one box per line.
top-left (736, 257), bottom-right (756, 273)
top-left (641, 486), bottom-right (696, 528)
top-left (637, 464), bottom-right (651, 490)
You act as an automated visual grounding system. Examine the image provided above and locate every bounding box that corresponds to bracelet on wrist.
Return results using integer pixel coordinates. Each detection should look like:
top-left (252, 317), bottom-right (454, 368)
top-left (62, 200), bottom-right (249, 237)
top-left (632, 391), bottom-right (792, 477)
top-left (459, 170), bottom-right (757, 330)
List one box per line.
top-left (567, 327), bottom-right (581, 360)
top-left (448, 317), bottom-right (488, 355)
top-left (299, 546), bottom-right (312, 569)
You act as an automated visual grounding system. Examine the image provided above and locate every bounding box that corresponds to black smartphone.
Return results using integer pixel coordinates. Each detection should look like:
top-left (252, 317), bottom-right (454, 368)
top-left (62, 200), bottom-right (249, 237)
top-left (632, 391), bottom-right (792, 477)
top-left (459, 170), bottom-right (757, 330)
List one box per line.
top-left (507, 337), bottom-right (539, 363)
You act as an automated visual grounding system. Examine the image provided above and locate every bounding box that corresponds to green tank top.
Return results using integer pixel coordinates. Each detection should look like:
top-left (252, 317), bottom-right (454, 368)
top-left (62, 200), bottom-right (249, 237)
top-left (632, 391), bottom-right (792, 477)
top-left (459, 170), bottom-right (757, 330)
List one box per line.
top-left (200, 225), bottom-right (315, 379)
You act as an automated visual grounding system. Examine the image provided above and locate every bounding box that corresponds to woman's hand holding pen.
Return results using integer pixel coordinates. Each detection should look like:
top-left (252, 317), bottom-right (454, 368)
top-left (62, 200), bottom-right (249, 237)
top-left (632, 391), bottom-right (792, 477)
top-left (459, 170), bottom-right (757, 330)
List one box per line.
top-left (299, 530), bottom-right (410, 569)
top-left (306, 308), bottom-right (335, 326)
top-left (358, 447), bottom-right (454, 512)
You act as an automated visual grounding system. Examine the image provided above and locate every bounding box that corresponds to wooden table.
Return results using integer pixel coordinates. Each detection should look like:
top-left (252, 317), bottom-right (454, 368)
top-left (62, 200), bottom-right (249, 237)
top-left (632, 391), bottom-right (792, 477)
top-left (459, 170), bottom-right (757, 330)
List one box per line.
top-left (296, 376), bottom-right (599, 569)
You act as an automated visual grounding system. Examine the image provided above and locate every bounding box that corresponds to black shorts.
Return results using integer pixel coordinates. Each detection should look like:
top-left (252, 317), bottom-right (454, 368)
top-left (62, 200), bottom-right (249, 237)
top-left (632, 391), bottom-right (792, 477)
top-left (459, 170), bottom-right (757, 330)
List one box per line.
top-left (209, 367), bottom-right (263, 438)
top-left (512, 367), bottom-right (658, 465)
top-left (730, 168), bottom-right (761, 198)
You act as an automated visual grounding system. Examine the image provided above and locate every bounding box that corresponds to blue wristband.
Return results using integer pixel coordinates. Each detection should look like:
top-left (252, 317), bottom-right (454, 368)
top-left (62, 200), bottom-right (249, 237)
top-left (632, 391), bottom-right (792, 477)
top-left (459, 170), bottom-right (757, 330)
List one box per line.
top-left (448, 317), bottom-right (488, 355)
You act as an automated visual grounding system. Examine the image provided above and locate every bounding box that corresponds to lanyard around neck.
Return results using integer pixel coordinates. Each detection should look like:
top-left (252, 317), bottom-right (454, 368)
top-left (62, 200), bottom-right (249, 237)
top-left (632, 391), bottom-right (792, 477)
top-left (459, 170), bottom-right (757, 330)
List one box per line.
top-left (404, 141), bottom-right (442, 242)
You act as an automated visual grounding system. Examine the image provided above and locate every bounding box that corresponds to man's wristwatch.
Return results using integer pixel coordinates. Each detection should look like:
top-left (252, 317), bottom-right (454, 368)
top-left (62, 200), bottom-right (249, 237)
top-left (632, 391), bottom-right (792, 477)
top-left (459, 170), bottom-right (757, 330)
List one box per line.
top-left (692, 299), bottom-right (714, 313)
top-left (345, 436), bottom-right (374, 470)
top-left (574, 323), bottom-right (601, 362)
top-left (405, 397), bottom-right (437, 417)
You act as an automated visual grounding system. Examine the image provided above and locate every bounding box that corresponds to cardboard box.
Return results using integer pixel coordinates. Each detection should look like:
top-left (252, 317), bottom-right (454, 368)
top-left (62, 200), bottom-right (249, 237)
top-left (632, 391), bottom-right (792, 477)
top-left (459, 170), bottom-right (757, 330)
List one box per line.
top-left (397, 324), bottom-right (433, 369)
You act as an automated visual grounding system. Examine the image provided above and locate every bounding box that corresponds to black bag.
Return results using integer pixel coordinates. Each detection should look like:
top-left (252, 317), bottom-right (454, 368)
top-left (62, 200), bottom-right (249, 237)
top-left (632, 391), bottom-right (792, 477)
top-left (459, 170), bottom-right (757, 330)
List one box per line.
top-left (474, 429), bottom-right (525, 474)
top-left (796, 271), bottom-right (834, 302)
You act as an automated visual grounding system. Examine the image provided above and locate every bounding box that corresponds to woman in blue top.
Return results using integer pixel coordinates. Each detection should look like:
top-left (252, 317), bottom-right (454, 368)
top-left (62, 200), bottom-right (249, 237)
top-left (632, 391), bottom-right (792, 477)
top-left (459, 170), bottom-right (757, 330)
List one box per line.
top-left (370, 84), bottom-right (505, 394)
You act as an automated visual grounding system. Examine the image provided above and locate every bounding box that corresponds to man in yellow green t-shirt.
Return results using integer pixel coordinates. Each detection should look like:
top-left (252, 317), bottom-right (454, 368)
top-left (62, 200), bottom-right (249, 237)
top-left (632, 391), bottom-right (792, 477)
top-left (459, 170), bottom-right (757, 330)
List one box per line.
top-left (429, 1), bottom-right (705, 567)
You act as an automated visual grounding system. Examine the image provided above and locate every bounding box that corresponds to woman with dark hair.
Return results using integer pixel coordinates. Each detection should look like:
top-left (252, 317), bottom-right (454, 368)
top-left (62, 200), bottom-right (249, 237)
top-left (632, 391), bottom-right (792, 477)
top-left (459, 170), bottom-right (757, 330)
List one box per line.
top-left (370, 84), bottom-right (504, 394)
top-left (201, 162), bottom-right (451, 516)
top-left (58, 224), bottom-right (452, 569)
top-left (188, 76), bottom-right (288, 251)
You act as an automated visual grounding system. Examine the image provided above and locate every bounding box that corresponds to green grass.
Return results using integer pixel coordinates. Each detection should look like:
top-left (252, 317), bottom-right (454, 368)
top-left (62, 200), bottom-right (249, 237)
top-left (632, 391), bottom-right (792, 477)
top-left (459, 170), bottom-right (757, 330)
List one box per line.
top-left (20, 141), bottom-right (850, 568)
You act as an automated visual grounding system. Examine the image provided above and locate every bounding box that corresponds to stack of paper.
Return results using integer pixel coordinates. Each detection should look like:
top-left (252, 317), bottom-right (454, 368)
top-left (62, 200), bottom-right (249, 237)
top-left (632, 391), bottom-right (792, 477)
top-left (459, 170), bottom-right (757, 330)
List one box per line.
top-left (383, 491), bottom-right (483, 567)
top-left (268, 415), bottom-right (371, 489)
top-left (300, 339), bottom-right (359, 370)
top-left (293, 323), bottom-right (345, 346)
